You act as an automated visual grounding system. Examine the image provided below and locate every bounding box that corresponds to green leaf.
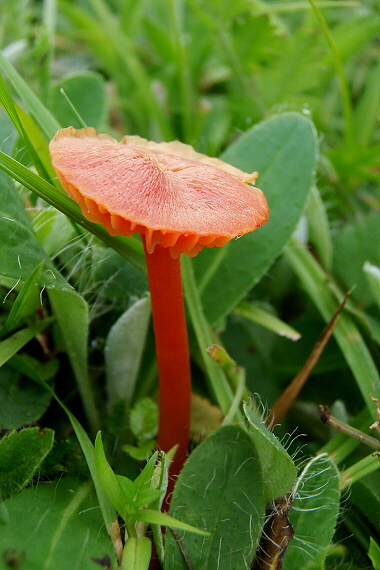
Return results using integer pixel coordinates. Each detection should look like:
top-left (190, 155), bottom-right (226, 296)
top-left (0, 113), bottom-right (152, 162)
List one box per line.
top-left (234, 301), bottom-right (301, 341)
top-left (305, 185), bottom-right (333, 270)
top-left (129, 398), bottom-right (158, 443)
top-left (364, 262), bottom-right (380, 310)
top-left (48, 287), bottom-right (100, 434)
top-left (193, 112), bottom-right (317, 325)
top-left (0, 49), bottom-right (61, 140)
top-left (349, 470), bottom-right (380, 534)
top-left (136, 508), bottom-right (211, 535)
top-left (283, 454), bottom-right (340, 570)
top-left (164, 424), bottom-right (266, 569)
top-left (116, 474), bottom-right (136, 507)
top-left (0, 320), bottom-right (54, 368)
top-left (0, 427), bottom-right (54, 500)
top-left (49, 71), bottom-right (107, 129)
top-left (369, 537), bottom-right (380, 570)
top-left (121, 537), bottom-right (151, 570)
top-left (0, 261), bottom-right (44, 339)
top-left (94, 432), bottom-right (127, 519)
top-left (133, 451), bottom-right (158, 491)
top-left (0, 365), bottom-right (51, 430)
top-left (243, 403), bottom-right (297, 501)
top-left (0, 477), bottom-right (116, 568)
top-left (285, 236), bottom-right (380, 420)
top-left (0, 170), bottom-right (68, 289)
top-left (105, 296), bottom-right (151, 410)
top-left (333, 212), bottom-right (380, 307)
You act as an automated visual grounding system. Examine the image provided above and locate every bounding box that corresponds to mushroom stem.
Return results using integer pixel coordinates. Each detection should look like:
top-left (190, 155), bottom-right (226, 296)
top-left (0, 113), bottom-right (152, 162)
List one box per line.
top-left (143, 242), bottom-right (191, 478)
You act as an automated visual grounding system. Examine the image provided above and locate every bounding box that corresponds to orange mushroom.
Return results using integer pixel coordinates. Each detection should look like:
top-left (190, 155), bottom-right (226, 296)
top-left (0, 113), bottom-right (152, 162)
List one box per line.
top-left (49, 127), bottom-right (269, 480)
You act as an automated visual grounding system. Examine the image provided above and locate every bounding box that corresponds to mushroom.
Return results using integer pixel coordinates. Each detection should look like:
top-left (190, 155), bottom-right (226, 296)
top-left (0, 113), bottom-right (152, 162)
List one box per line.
top-left (49, 127), bottom-right (269, 479)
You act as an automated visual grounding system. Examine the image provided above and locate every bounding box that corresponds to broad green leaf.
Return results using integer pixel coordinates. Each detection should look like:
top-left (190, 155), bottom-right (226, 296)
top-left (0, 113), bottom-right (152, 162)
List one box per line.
top-left (122, 537), bottom-right (151, 570)
top-left (0, 427), bottom-right (54, 500)
top-left (244, 403), bottom-right (297, 501)
top-left (0, 365), bottom-right (51, 430)
top-left (0, 477), bottom-right (116, 569)
top-left (165, 425), bottom-right (266, 569)
top-left (193, 112), bottom-right (317, 325)
top-left (105, 296), bottom-right (151, 409)
top-left (49, 72), bottom-right (107, 129)
top-left (48, 287), bottom-right (100, 434)
top-left (0, 170), bottom-right (68, 289)
top-left (283, 454), bottom-right (340, 570)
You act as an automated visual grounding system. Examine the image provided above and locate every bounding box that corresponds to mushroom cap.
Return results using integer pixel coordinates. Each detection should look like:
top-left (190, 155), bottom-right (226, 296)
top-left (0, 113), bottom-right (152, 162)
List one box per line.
top-left (49, 127), bottom-right (269, 257)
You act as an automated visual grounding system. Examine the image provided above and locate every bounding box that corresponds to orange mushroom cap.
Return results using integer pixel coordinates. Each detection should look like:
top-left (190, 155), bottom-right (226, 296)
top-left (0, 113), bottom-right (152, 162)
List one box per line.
top-left (49, 127), bottom-right (269, 258)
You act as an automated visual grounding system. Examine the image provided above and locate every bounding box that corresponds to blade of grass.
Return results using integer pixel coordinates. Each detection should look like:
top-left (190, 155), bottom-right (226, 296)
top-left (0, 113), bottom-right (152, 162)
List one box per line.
top-left (181, 256), bottom-right (243, 420)
top-left (0, 50), bottom-right (61, 140)
top-left (340, 453), bottom-right (380, 490)
top-left (0, 319), bottom-right (53, 367)
top-left (86, 0), bottom-right (173, 140)
top-left (307, 0), bottom-right (353, 144)
top-left (233, 301), bottom-right (301, 341)
top-left (167, 0), bottom-right (194, 142)
top-left (0, 74), bottom-right (52, 181)
top-left (285, 237), bottom-right (380, 421)
top-left (0, 261), bottom-right (44, 339)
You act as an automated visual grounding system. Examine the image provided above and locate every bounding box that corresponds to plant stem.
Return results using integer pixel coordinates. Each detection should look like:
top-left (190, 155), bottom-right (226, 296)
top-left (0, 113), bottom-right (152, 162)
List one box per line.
top-left (143, 243), bottom-right (191, 478)
top-left (181, 256), bottom-right (244, 421)
top-left (320, 405), bottom-right (380, 452)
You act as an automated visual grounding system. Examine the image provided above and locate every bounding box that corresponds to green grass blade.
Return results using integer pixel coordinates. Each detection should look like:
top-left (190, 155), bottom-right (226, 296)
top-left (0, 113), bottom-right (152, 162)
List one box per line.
top-left (0, 261), bottom-right (44, 339)
top-left (233, 301), bottom-right (301, 341)
top-left (0, 74), bottom-right (52, 180)
top-left (182, 256), bottom-right (243, 419)
top-left (285, 237), bottom-right (380, 420)
top-left (307, 0), bottom-right (353, 144)
top-left (0, 320), bottom-right (53, 367)
top-left (0, 50), bottom-right (61, 140)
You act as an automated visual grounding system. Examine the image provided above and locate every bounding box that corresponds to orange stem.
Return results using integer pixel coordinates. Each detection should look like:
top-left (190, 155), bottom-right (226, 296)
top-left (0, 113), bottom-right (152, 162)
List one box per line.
top-left (143, 242), bottom-right (191, 480)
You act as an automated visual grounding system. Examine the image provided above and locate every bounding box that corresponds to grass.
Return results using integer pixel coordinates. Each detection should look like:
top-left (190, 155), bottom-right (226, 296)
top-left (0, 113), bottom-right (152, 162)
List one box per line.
top-left (0, 0), bottom-right (379, 568)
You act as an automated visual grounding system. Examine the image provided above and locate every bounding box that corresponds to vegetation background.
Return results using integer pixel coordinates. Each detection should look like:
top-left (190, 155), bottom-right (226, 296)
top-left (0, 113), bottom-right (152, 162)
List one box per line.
top-left (0, 0), bottom-right (379, 568)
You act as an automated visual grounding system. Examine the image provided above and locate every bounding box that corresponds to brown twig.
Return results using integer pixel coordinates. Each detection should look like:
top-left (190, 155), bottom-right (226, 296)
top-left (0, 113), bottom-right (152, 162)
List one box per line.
top-left (320, 405), bottom-right (380, 451)
top-left (267, 291), bottom-right (352, 427)
top-left (252, 494), bottom-right (294, 570)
